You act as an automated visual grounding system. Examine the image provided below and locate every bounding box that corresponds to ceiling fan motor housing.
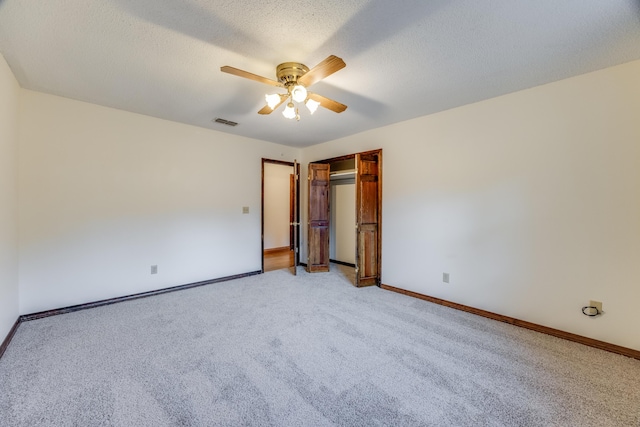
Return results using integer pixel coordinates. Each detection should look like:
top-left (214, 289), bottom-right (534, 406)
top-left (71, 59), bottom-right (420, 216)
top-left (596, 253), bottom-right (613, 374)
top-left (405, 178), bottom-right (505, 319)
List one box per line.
top-left (276, 62), bottom-right (309, 86)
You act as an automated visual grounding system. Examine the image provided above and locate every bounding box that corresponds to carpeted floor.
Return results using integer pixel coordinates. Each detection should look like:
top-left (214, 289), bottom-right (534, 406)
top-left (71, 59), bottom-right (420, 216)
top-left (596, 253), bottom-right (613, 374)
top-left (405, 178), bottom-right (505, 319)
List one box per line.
top-left (1, 265), bottom-right (639, 426)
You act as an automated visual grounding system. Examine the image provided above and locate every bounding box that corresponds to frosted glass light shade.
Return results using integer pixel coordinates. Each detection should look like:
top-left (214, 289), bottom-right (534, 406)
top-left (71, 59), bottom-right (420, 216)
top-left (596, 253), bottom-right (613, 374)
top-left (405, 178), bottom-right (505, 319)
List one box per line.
top-left (282, 102), bottom-right (296, 119)
top-left (291, 85), bottom-right (307, 103)
top-left (306, 98), bottom-right (320, 114)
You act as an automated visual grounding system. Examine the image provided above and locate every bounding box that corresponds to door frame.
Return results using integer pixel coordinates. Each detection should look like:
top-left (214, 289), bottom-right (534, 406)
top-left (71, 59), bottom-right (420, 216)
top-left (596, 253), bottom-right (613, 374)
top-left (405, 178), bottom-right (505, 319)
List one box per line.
top-left (308, 148), bottom-right (382, 285)
top-left (261, 158), bottom-right (300, 273)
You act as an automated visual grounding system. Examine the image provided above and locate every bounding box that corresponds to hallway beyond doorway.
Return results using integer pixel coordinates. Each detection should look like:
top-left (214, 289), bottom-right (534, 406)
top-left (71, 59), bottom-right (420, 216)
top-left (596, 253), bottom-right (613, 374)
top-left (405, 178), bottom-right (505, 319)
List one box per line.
top-left (263, 247), bottom-right (294, 272)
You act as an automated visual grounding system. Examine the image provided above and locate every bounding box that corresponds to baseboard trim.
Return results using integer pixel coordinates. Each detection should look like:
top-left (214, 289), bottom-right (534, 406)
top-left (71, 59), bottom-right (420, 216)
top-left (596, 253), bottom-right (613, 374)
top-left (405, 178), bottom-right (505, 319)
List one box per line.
top-left (21, 270), bottom-right (262, 322)
top-left (330, 259), bottom-right (356, 268)
top-left (298, 261), bottom-right (356, 268)
top-left (380, 284), bottom-right (640, 361)
top-left (0, 318), bottom-right (21, 360)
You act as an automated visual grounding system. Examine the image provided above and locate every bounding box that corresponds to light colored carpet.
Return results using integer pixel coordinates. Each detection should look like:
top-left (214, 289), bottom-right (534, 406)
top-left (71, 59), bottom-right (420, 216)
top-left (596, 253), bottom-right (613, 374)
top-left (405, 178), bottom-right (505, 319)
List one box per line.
top-left (1, 265), bottom-right (639, 426)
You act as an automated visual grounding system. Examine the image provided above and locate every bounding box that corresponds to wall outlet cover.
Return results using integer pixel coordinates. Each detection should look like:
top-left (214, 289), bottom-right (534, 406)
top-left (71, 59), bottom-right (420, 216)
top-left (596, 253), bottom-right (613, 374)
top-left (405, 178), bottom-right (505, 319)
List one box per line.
top-left (443, 273), bottom-right (450, 283)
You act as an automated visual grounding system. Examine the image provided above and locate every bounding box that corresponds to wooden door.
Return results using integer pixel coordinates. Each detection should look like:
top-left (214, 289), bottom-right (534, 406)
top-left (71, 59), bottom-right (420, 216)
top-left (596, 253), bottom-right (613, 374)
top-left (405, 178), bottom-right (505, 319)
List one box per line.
top-left (355, 152), bottom-right (381, 286)
top-left (289, 160), bottom-right (299, 275)
top-left (307, 163), bottom-right (330, 272)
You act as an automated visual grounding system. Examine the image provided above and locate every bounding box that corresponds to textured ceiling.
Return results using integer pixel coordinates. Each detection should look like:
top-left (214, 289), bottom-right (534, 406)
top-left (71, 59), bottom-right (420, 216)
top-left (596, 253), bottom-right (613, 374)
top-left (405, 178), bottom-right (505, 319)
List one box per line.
top-left (1, 0), bottom-right (640, 147)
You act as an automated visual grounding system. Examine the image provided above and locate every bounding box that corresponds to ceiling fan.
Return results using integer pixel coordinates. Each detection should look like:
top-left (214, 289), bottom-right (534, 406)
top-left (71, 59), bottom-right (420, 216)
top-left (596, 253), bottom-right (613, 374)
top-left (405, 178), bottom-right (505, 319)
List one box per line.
top-left (221, 55), bottom-right (347, 121)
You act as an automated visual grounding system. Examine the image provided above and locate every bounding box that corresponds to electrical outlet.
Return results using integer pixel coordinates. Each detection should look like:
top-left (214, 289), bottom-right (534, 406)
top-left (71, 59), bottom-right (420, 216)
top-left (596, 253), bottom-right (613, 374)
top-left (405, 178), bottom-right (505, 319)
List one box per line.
top-left (242, 206), bottom-right (249, 214)
top-left (589, 300), bottom-right (602, 313)
top-left (443, 273), bottom-right (450, 283)
top-left (151, 265), bottom-right (158, 275)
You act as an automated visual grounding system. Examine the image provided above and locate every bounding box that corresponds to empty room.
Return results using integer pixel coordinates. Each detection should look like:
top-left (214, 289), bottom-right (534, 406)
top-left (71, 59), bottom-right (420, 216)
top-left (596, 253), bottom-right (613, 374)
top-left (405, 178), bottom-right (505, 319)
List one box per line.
top-left (1, 1), bottom-right (640, 425)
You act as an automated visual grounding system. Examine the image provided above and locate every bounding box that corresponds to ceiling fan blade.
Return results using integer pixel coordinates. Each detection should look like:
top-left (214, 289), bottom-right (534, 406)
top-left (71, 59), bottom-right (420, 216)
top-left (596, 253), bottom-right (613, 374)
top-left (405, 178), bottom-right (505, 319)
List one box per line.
top-left (258, 94), bottom-right (289, 115)
top-left (308, 92), bottom-right (347, 113)
top-left (298, 55), bottom-right (346, 87)
top-left (221, 66), bottom-right (283, 87)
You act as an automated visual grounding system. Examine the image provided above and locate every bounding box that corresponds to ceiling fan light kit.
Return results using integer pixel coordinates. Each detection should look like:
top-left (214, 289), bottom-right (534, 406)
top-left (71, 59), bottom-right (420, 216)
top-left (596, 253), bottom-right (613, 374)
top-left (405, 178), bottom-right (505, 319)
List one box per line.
top-left (221, 55), bottom-right (347, 121)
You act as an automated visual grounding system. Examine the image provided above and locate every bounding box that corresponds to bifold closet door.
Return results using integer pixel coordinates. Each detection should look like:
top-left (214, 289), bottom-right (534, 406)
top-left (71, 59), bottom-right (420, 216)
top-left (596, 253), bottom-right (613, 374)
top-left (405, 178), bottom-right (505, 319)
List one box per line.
top-left (355, 152), bottom-right (380, 287)
top-left (307, 163), bottom-right (330, 272)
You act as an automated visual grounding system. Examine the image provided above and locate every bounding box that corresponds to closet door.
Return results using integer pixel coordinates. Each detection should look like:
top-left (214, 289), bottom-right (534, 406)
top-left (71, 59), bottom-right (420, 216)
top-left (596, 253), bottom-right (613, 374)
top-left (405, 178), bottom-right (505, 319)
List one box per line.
top-left (307, 163), bottom-right (330, 272)
top-left (355, 152), bottom-right (380, 286)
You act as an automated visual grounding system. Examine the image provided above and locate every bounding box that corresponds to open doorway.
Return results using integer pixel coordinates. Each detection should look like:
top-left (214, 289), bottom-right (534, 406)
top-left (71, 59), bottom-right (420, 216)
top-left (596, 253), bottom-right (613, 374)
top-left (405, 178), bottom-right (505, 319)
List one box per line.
top-left (329, 159), bottom-right (356, 268)
top-left (307, 149), bottom-right (382, 287)
top-left (262, 159), bottom-right (299, 274)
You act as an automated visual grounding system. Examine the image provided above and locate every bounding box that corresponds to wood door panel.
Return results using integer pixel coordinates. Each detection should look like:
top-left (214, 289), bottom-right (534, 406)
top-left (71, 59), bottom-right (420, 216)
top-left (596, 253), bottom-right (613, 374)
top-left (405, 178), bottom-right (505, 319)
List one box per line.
top-left (308, 223), bottom-right (329, 272)
top-left (359, 179), bottom-right (378, 224)
top-left (309, 188), bottom-right (329, 221)
top-left (359, 157), bottom-right (378, 175)
top-left (356, 151), bottom-right (381, 287)
top-left (307, 163), bottom-right (330, 272)
top-left (358, 224), bottom-right (378, 279)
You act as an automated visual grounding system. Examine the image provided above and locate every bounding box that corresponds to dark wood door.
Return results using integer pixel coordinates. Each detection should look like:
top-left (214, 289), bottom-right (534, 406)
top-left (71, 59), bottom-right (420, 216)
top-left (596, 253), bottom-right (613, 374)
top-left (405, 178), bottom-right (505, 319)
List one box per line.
top-left (307, 163), bottom-right (330, 272)
top-left (355, 152), bottom-right (381, 286)
top-left (289, 160), bottom-right (299, 275)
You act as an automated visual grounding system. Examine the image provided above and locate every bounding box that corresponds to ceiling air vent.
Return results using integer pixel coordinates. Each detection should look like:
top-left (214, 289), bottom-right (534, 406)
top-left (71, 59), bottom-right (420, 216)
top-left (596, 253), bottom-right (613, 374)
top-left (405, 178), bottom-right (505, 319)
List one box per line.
top-left (212, 117), bottom-right (238, 127)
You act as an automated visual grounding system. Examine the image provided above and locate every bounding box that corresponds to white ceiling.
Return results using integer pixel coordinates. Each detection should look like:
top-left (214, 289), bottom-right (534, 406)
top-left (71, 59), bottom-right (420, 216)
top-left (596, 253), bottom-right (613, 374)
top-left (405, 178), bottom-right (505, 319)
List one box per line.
top-left (1, 0), bottom-right (640, 148)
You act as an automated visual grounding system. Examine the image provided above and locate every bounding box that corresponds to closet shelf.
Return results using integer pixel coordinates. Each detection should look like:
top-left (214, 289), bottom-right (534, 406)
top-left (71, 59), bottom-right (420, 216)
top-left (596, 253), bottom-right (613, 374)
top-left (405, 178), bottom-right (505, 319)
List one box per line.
top-left (330, 169), bottom-right (356, 180)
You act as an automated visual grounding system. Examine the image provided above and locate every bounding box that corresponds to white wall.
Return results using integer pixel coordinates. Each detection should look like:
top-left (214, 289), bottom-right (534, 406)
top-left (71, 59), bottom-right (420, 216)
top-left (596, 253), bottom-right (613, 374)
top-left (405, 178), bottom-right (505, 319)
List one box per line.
top-left (18, 90), bottom-right (300, 314)
top-left (263, 163), bottom-right (292, 249)
top-left (301, 59), bottom-right (640, 351)
top-left (0, 53), bottom-right (20, 340)
top-left (330, 181), bottom-right (356, 264)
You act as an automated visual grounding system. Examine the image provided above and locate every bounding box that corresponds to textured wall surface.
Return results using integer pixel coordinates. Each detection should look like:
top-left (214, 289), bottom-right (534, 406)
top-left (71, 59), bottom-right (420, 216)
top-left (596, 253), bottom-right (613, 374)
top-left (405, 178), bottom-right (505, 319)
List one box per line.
top-left (330, 181), bottom-right (356, 264)
top-left (18, 90), bottom-right (300, 314)
top-left (0, 53), bottom-right (20, 339)
top-left (264, 163), bottom-right (293, 249)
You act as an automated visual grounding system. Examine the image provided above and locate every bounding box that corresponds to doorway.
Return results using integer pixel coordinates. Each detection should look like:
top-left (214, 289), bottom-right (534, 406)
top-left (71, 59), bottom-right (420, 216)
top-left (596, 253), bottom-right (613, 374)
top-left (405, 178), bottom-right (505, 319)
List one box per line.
top-left (262, 159), bottom-right (300, 274)
top-left (330, 160), bottom-right (356, 268)
top-left (307, 149), bottom-right (382, 287)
